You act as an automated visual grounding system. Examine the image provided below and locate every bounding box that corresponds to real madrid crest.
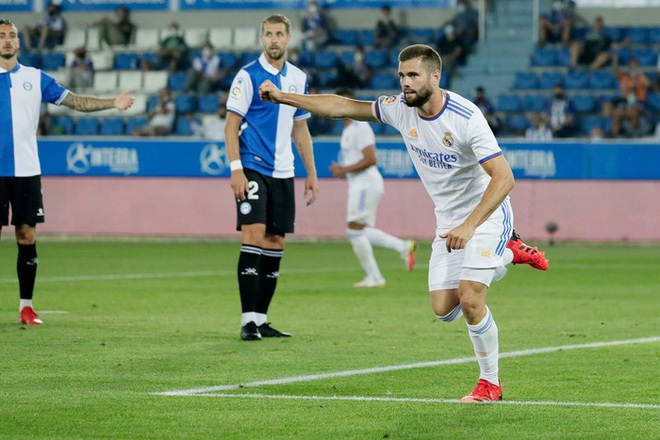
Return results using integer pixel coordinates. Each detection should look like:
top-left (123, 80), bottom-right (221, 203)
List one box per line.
top-left (442, 131), bottom-right (454, 148)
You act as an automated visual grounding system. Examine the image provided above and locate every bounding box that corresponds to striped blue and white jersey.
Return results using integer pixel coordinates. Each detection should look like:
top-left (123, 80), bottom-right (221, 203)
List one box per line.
top-left (0, 63), bottom-right (68, 177)
top-left (226, 53), bottom-right (310, 179)
top-left (373, 90), bottom-right (509, 230)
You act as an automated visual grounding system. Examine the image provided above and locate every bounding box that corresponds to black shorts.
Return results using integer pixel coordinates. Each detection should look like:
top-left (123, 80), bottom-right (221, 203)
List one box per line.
top-left (0, 175), bottom-right (45, 226)
top-left (236, 168), bottom-right (295, 236)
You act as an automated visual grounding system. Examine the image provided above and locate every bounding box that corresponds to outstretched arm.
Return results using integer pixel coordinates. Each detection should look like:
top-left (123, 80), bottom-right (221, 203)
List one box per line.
top-left (259, 80), bottom-right (378, 122)
top-left (61, 89), bottom-right (135, 112)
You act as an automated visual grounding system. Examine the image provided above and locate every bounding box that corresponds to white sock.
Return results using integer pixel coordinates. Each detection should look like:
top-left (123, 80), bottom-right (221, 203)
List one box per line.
top-left (436, 304), bottom-right (463, 322)
top-left (20, 299), bottom-right (33, 311)
top-left (254, 313), bottom-right (267, 327)
top-left (364, 227), bottom-right (406, 253)
top-left (466, 307), bottom-right (499, 386)
top-left (502, 248), bottom-right (514, 266)
top-left (241, 312), bottom-right (257, 326)
top-left (347, 229), bottom-right (383, 282)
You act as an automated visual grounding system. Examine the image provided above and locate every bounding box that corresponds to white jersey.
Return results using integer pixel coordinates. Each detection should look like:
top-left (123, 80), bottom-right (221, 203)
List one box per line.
top-left (373, 91), bottom-right (509, 231)
top-left (0, 63), bottom-right (68, 176)
top-left (340, 120), bottom-right (383, 189)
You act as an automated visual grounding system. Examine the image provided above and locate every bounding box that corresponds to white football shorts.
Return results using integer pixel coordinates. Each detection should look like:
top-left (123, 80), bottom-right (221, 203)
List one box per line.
top-left (428, 200), bottom-right (513, 291)
top-left (346, 182), bottom-right (384, 226)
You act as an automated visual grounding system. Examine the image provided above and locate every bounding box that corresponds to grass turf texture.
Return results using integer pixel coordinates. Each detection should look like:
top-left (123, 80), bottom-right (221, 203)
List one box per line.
top-left (0, 239), bottom-right (658, 439)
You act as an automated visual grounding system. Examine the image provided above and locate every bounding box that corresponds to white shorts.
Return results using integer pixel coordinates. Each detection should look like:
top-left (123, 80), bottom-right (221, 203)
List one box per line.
top-left (428, 200), bottom-right (513, 291)
top-left (346, 183), bottom-right (383, 226)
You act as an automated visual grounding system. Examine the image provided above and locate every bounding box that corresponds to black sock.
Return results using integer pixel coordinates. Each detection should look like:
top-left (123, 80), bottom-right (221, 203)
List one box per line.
top-left (238, 245), bottom-right (262, 315)
top-left (256, 249), bottom-right (283, 316)
top-left (17, 243), bottom-right (38, 300)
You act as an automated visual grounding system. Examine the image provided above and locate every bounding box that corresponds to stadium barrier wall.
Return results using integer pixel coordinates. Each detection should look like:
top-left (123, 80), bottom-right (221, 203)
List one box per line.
top-left (36, 139), bottom-right (660, 242)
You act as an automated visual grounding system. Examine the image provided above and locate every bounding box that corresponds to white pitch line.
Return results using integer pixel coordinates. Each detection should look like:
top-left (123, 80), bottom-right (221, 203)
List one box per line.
top-left (154, 336), bottom-right (660, 396)
top-left (191, 393), bottom-right (660, 410)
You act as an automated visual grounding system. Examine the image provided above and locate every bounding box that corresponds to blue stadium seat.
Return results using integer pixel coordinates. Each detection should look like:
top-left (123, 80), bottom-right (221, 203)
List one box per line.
top-left (370, 72), bottom-right (397, 90)
top-left (357, 29), bottom-right (375, 47)
top-left (522, 95), bottom-right (547, 112)
top-left (198, 93), bottom-right (220, 113)
top-left (530, 48), bottom-right (557, 67)
top-left (339, 50), bottom-right (354, 66)
top-left (564, 71), bottom-right (589, 90)
top-left (139, 52), bottom-right (159, 66)
top-left (175, 116), bottom-right (194, 136)
top-left (314, 50), bottom-right (338, 69)
top-left (298, 50), bottom-right (314, 68)
top-left (632, 48), bottom-right (656, 67)
top-left (626, 27), bottom-right (649, 45)
top-left (365, 49), bottom-right (389, 69)
top-left (407, 28), bottom-right (435, 44)
top-left (572, 94), bottom-right (596, 113)
top-left (505, 115), bottom-right (529, 132)
top-left (389, 50), bottom-right (399, 68)
top-left (174, 93), bottom-right (197, 114)
top-left (440, 73), bottom-right (450, 89)
top-left (168, 71), bottom-right (188, 92)
top-left (332, 29), bottom-right (358, 46)
top-left (556, 48), bottom-right (572, 67)
top-left (114, 52), bottom-right (139, 70)
top-left (646, 93), bottom-right (660, 112)
top-left (41, 52), bottom-right (65, 70)
top-left (239, 51), bottom-right (261, 67)
top-left (579, 115), bottom-right (605, 136)
top-left (603, 26), bottom-right (624, 42)
top-left (513, 71), bottom-right (539, 89)
top-left (497, 94), bottom-right (521, 112)
top-left (126, 116), bottom-right (149, 134)
top-left (539, 71), bottom-right (565, 89)
top-left (100, 117), bottom-right (125, 136)
top-left (218, 52), bottom-right (237, 69)
top-left (368, 122), bottom-right (383, 135)
top-left (74, 117), bottom-right (99, 136)
top-left (649, 27), bottom-right (660, 44)
top-left (589, 70), bottom-right (615, 89)
top-left (329, 119), bottom-right (344, 136)
top-left (318, 70), bottom-right (338, 87)
top-left (18, 52), bottom-right (41, 68)
top-left (50, 116), bottom-right (74, 135)
top-left (382, 124), bottom-right (400, 136)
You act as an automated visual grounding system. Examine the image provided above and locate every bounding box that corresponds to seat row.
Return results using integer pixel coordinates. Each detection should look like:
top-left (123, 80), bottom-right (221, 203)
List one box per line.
top-left (531, 46), bottom-right (658, 68)
top-left (512, 69), bottom-right (645, 91)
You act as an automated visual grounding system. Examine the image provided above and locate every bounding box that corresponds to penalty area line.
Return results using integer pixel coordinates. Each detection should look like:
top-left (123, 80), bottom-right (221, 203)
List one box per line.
top-left (191, 392), bottom-right (660, 410)
top-left (154, 336), bottom-right (660, 397)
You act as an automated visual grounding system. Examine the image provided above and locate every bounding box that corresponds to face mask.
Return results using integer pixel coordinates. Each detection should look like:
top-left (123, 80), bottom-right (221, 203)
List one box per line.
top-left (457, 4), bottom-right (466, 13)
top-left (202, 48), bottom-right (212, 58)
top-left (445, 25), bottom-right (455, 35)
top-left (354, 53), bottom-right (364, 63)
top-left (308, 5), bottom-right (318, 14)
top-left (552, 1), bottom-right (564, 11)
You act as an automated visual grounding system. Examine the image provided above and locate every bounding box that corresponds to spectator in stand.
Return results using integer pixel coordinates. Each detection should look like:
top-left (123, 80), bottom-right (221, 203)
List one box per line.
top-left (538, 0), bottom-right (573, 47)
top-left (22, 2), bottom-right (66, 52)
top-left (436, 24), bottom-right (467, 80)
top-left (603, 56), bottom-right (650, 137)
top-left (300, 0), bottom-right (330, 51)
top-left (570, 16), bottom-right (612, 70)
top-left (190, 105), bottom-right (228, 141)
top-left (185, 42), bottom-right (224, 93)
top-left (142, 22), bottom-right (189, 72)
top-left (374, 4), bottom-right (400, 50)
top-left (653, 53), bottom-right (660, 92)
top-left (472, 86), bottom-right (500, 136)
top-left (69, 46), bottom-right (94, 91)
top-left (546, 83), bottom-right (577, 138)
top-left (525, 113), bottom-right (553, 141)
top-left (132, 87), bottom-right (176, 136)
top-left (287, 46), bottom-right (318, 87)
top-left (89, 5), bottom-right (135, 48)
top-left (335, 45), bottom-right (372, 89)
top-left (447, 0), bottom-right (479, 53)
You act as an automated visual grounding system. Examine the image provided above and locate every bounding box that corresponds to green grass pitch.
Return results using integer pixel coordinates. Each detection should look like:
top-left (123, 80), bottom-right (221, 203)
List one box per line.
top-left (0, 239), bottom-right (658, 439)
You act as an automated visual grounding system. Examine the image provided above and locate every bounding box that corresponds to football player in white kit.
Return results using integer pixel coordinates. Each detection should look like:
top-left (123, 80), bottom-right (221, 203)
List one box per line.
top-left (259, 44), bottom-right (549, 402)
top-left (333, 88), bottom-right (416, 288)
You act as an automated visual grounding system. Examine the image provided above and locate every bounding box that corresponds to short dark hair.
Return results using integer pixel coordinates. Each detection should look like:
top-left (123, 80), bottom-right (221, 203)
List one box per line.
top-left (398, 44), bottom-right (443, 73)
top-left (261, 14), bottom-right (291, 35)
top-left (0, 19), bottom-right (16, 27)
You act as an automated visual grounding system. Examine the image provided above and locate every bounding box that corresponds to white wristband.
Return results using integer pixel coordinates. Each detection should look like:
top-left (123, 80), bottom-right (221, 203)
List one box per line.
top-left (230, 160), bottom-right (243, 171)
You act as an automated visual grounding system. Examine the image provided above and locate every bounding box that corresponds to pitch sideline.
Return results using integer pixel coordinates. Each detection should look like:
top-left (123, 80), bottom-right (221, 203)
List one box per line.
top-left (153, 336), bottom-right (660, 410)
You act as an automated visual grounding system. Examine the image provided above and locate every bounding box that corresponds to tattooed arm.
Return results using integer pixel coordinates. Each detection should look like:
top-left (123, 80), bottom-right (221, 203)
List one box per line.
top-left (61, 89), bottom-right (135, 112)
